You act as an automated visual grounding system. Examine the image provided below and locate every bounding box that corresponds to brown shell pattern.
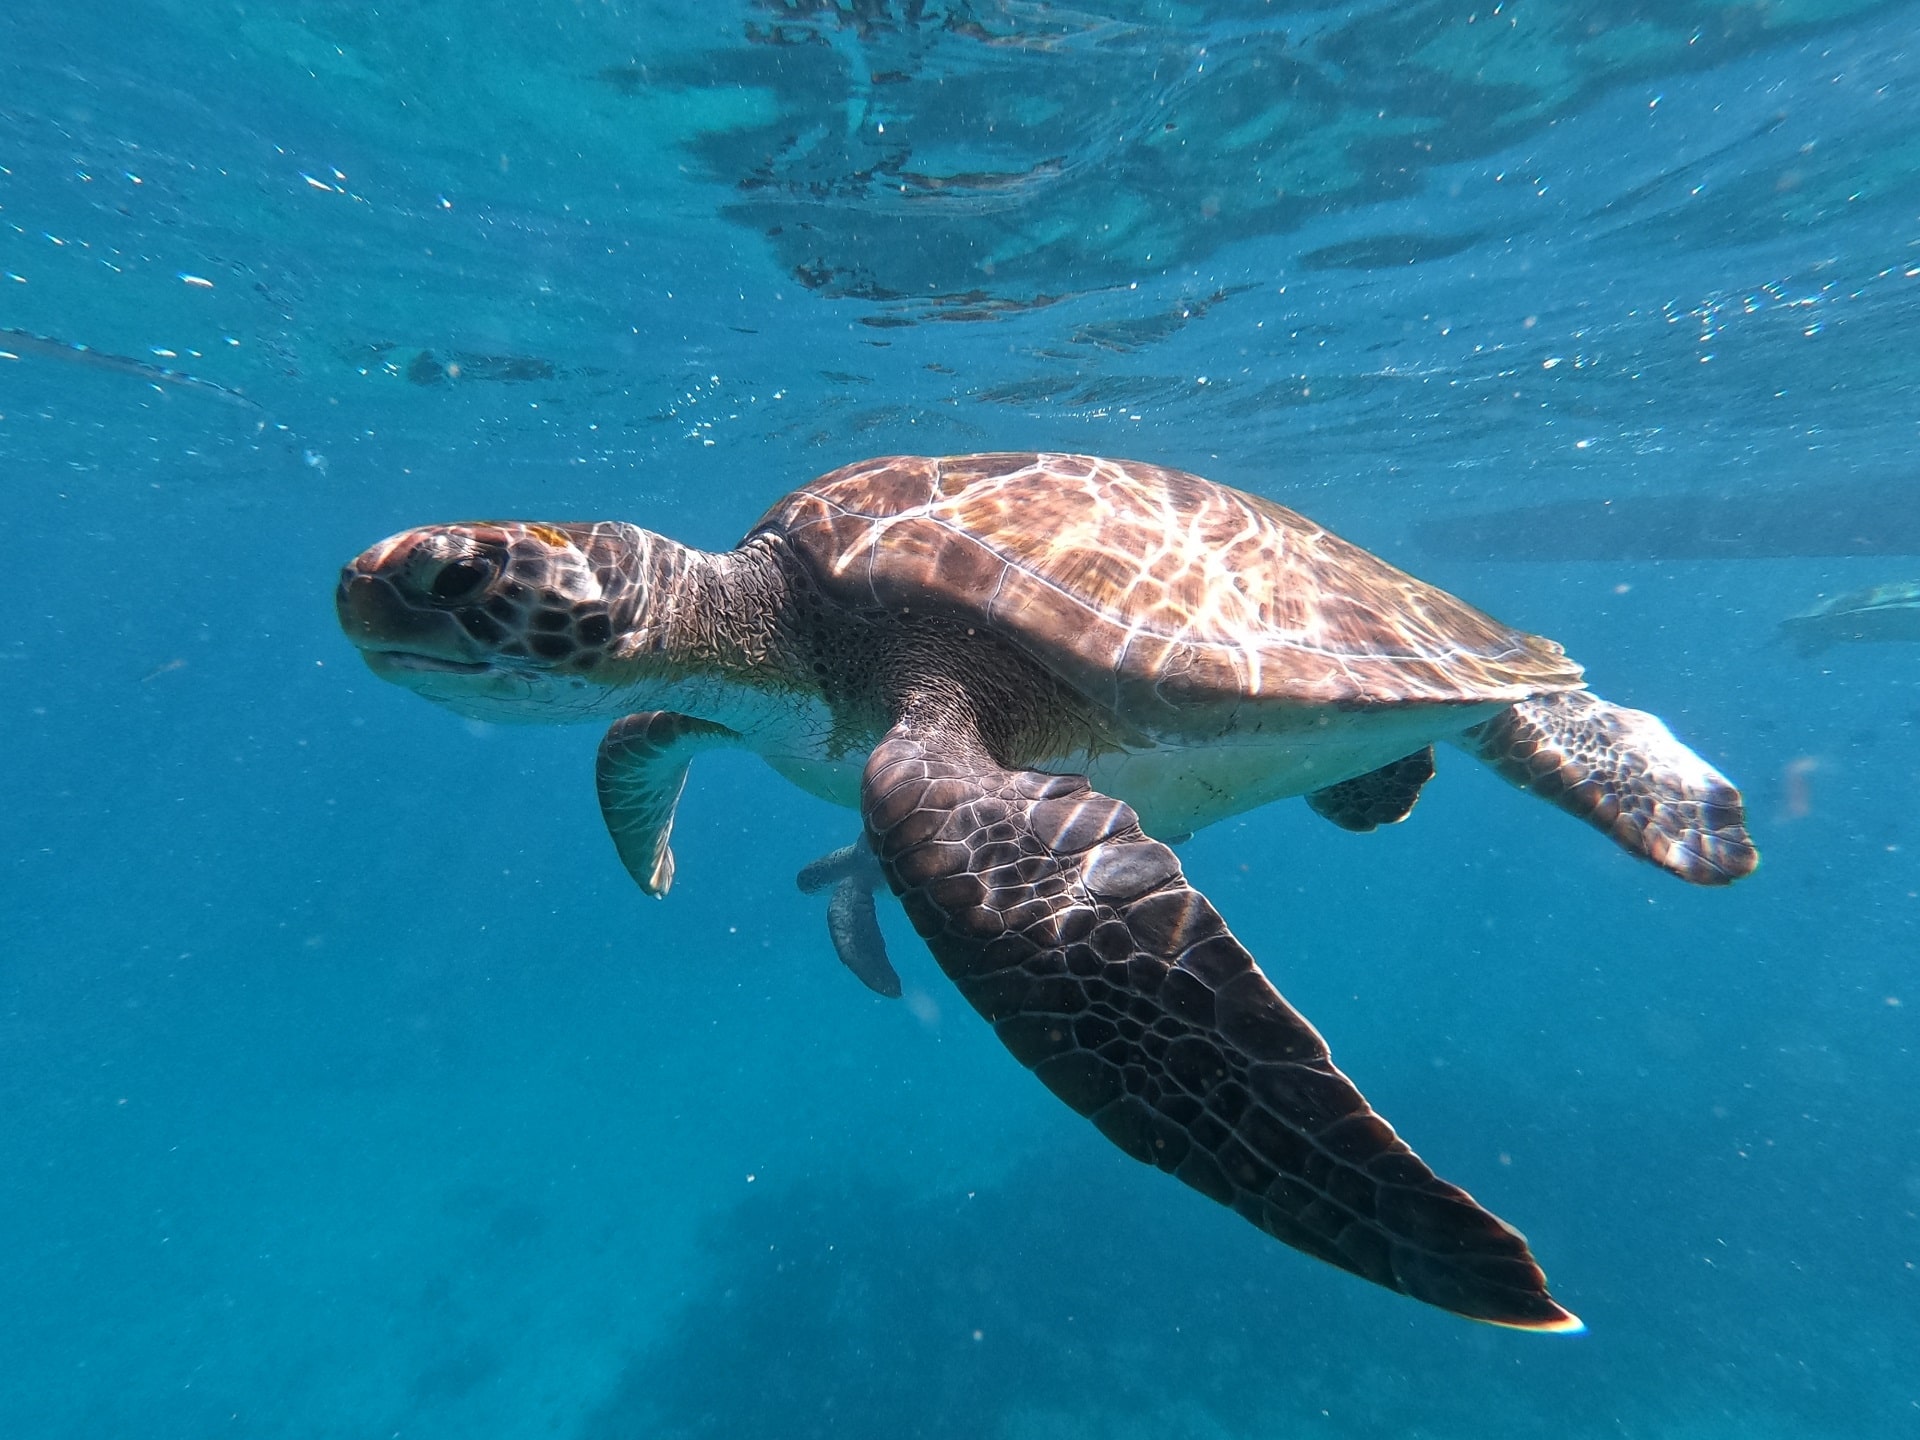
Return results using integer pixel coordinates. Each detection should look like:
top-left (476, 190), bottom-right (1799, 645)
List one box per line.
top-left (754, 453), bottom-right (1583, 714)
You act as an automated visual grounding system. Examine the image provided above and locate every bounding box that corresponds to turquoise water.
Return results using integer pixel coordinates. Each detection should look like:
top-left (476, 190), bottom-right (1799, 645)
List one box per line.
top-left (4, 2), bottom-right (1918, 1435)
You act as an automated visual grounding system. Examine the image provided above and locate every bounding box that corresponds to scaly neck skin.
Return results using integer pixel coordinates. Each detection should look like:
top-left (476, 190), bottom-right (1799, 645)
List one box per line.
top-left (605, 534), bottom-right (806, 737)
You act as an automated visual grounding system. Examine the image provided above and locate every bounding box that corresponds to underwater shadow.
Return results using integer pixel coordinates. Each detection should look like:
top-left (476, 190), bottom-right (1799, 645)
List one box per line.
top-left (576, 1155), bottom-right (1326, 1440)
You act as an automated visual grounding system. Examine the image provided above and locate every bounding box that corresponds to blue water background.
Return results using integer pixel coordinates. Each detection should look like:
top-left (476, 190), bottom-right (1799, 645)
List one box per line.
top-left (4, 3), bottom-right (1917, 1436)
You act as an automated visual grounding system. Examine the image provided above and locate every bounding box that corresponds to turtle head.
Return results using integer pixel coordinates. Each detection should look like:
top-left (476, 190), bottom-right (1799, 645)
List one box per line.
top-left (337, 520), bottom-right (662, 722)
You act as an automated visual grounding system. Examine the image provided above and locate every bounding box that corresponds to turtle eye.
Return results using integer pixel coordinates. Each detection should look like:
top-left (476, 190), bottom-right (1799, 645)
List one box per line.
top-left (426, 554), bottom-right (497, 605)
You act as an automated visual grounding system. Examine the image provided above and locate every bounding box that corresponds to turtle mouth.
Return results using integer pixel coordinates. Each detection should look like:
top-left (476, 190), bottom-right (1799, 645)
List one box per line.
top-left (362, 648), bottom-right (495, 676)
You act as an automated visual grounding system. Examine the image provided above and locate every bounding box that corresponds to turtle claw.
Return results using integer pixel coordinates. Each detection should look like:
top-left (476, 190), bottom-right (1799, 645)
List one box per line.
top-left (797, 841), bottom-right (901, 998)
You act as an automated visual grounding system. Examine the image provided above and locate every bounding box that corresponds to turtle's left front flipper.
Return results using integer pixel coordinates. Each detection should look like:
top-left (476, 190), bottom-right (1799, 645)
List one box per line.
top-left (862, 712), bottom-right (1580, 1332)
top-left (597, 711), bottom-right (739, 897)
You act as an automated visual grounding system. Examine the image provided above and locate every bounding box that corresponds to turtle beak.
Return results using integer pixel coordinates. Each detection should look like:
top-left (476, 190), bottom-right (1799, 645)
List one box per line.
top-left (335, 545), bottom-right (398, 645)
top-left (336, 535), bottom-right (491, 673)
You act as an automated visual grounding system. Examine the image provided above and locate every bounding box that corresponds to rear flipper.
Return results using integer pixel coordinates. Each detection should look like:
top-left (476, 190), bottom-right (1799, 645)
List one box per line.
top-left (797, 841), bottom-right (902, 998)
top-left (1307, 747), bottom-right (1435, 832)
top-left (1459, 692), bottom-right (1758, 885)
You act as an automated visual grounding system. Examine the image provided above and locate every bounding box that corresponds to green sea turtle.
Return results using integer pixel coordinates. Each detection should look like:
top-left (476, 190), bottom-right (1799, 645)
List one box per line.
top-left (1781, 580), bottom-right (1920, 656)
top-left (336, 451), bottom-right (1758, 1332)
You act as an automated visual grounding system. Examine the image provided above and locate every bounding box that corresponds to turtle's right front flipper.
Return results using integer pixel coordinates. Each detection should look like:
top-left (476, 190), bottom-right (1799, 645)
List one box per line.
top-left (597, 711), bottom-right (739, 897)
top-left (862, 712), bottom-right (1580, 1332)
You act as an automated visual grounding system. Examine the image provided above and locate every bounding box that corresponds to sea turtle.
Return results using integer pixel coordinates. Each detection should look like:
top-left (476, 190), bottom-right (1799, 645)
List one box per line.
top-left (336, 451), bottom-right (1758, 1332)
top-left (1780, 580), bottom-right (1920, 656)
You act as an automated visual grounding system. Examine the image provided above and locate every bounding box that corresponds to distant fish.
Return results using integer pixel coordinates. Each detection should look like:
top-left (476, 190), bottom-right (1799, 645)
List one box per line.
top-left (0, 326), bottom-right (261, 410)
top-left (1780, 755), bottom-right (1820, 820)
top-left (1780, 581), bottom-right (1920, 656)
top-left (1415, 481), bottom-right (1920, 560)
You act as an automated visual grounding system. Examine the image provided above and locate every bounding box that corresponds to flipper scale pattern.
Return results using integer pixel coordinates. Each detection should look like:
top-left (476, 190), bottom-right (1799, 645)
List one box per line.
top-left (862, 719), bottom-right (1579, 1331)
top-left (1463, 692), bottom-right (1758, 885)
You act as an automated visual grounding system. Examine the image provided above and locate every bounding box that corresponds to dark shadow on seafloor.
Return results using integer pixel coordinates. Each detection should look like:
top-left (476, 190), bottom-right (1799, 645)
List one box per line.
top-left (577, 1157), bottom-right (1296, 1440)
top-left (570, 1149), bottom-right (1823, 1440)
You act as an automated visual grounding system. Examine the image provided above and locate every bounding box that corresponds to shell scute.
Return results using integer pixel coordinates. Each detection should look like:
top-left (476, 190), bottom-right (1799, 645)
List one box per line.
top-left (754, 453), bottom-right (1582, 714)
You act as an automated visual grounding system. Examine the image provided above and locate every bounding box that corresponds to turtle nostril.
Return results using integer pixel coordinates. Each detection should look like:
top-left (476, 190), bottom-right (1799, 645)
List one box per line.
top-left (428, 555), bottom-right (497, 605)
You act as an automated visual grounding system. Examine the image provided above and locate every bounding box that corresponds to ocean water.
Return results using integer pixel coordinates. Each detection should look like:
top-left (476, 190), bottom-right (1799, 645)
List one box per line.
top-left (3, 2), bottom-right (1917, 1436)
